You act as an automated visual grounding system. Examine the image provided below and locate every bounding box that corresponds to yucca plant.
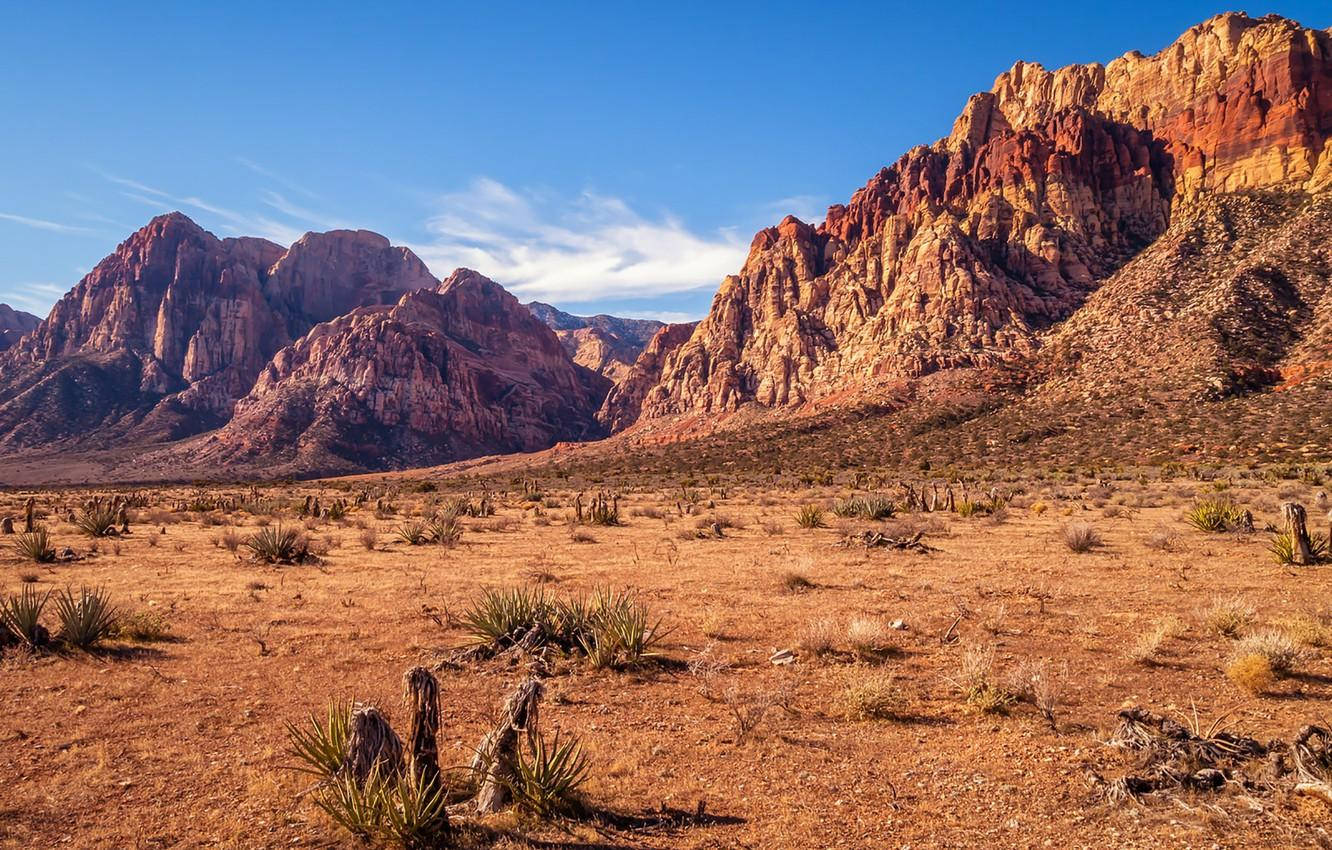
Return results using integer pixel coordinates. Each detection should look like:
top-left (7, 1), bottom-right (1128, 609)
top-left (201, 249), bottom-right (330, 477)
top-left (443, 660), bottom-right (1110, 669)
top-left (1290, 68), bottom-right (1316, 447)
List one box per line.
top-left (795, 504), bottom-right (826, 529)
top-left (314, 771), bottom-right (385, 842)
top-left (75, 503), bottom-right (119, 537)
top-left (459, 586), bottom-right (550, 647)
top-left (1185, 497), bottom-right (1248, 533)
top-left (1, 586), bottom-right (51, 647)
top-left (53, 585), bottom-right (119, 649)
top-left (581, 588), bottom-right (664, 668)
top-left (395, 520), bottom-right (432, 546)
top-left (832, 496), bottom-right (896, 520)
top-left (427, 513), bottom-right (462, 547)
top-left (12, 527), bottom-right (55, 563)
top-left (378, 767), bottom-right (451, 847)
top-left (1268, 529), bottom-right (1330, 565)
top-left (503, 732), bottom-right (590, 818)
top-left (244, 524), bottom-right (307, 563)
top-left (286, 699), bottom-right (354, 778)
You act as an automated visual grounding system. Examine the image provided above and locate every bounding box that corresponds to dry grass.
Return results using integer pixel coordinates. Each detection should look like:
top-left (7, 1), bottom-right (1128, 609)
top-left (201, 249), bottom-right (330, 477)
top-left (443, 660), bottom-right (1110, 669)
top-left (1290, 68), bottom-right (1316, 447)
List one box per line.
top-left (1202, 596), bottom-right (1256, 638)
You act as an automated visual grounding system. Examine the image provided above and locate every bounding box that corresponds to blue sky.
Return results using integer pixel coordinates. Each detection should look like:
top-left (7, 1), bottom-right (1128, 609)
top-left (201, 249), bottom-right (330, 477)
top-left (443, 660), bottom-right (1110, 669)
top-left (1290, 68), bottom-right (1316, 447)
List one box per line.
top-left (3, 2), bottom-right (1329, 321)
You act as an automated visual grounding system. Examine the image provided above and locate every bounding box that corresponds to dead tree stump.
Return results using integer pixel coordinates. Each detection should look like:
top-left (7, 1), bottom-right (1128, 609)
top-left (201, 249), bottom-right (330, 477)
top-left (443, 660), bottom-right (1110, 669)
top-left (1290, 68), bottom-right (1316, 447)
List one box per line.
top-left (23, 497), bottom-right (35, 534)
top-left (471, 677), bottom-right (544, 814)
top-left (341, 705), bottom-right (404, 784)
top-left (1282, 502), bottom-right (1315, 565)
top-left (1, 517), bottom-right (12, 534)
top-left (404, 666), bottom-right (444, 796)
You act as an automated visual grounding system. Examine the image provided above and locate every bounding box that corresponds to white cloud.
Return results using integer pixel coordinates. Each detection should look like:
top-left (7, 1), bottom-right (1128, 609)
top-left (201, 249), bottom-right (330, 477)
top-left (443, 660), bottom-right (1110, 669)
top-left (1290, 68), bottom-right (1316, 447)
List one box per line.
top-left (0, 213), bottom-right (95, 234)
top-left (411, 178), bottom-right (748, 303)
top-left (761, 194), bottom-right (829, 224)
top-left (1, 282), bottom-right (67, 312)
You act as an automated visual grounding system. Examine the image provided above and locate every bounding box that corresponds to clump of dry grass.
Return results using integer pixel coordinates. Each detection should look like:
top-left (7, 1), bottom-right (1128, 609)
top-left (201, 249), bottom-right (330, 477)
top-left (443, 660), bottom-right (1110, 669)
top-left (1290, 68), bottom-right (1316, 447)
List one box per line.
top-left (761, 520), bottom-right (785, 536)
top-left (1126, 616), bottom-right (1185, 665)
top-left (569, 528), bottom-right (597, 544)
top-left (1062, 522), bottom-right (1102, 553)
top-left (794, 504), bottom-right (825, 529)
top-left (845, 616), bottom-right (894, 658)
top-left (1274, 612), bottom-right (1332, 648)
top-left (358, 527), bottom-right (378, 551)
top-left (1202, 596), bottom-right (1256, 638)
top-left (1226, 653), bottom-right (1276, 695)
top-left (1232, 630), bottom-right (1302, 675)
top-left (798, 618), bottom-right (837, 656)
top-left (952, 645), bottom-right (1014, 714)
top-left (1143, 525), bottom-right (1177, 551)
top-left (842, 672), bottom-right (904, 720)
top-left (779, 571), bottom-right (815, 593)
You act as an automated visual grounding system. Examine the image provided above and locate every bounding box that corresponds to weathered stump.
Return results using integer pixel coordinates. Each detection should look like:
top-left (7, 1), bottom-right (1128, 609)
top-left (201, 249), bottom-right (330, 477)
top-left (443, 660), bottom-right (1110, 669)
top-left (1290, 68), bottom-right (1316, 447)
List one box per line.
top-left (1282, 502), bottom-right (1315, 565)
top-left (403, 667), bottom-right (443, 796)
top-left (1, 517), bottom-right (12, 535)
top-left (23, 497), bottom-right (35, 534)
top-left (471, 677), bottom-right (544, 814)
top-left (340, 705), bottom-right (404, 784)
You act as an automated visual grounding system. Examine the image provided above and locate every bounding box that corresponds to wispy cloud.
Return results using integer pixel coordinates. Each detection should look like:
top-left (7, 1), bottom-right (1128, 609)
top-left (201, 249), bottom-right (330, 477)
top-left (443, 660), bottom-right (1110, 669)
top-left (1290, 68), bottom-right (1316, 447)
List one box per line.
top-left (761, 194), bottom-right (829, 224)
top-left (1, 282), bottom-right (67, 313)
top-left (260, 191), bottom-right (349, 231)
top-left (0, 213), bottom-right (95, 234)
top-left (412, 178), bottom-right (748, 303)
top-left (235, 157), bottom-right (321, 200)
top-left (103, 171), bottom-right (308, 246)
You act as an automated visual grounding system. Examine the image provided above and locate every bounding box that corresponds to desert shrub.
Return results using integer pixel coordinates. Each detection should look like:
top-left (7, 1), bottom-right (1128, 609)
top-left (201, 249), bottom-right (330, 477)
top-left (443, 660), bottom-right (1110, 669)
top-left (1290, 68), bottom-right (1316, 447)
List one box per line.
top-left (1126, 616), bottom-right (1185, 665)
top-left (1274, 612), bottom-right (1332, 648)
top-left (779, 571), bottom-right (814, 593)
top-left (359, 528), bottom-right (379, 551)
top-left (1143, 525), bottom-right (1177, 551)
top-left (426, 513), bottom-right (462, 547)
top-left (1185, 497), bottom-right (1249, 533)
top-left (114, 609), bottom-right (171, 642)
top-left (12, 527), bottom-right (55, 563)
top-left (1226, 653), bottom-right (1275, 695)
top-left (845, 616), bottom-right (894, 658)
top-left (1, 586), bottom-right (51, 647)
top-left (1203, 596), bottom-right (1256, 638)
top-left (75, 503), bottom-right (119, 537)
top-left (568, 528), bottom-right (596, 544)
top-left (1232, 630), bottom-right (1302, 675)
top-left (54, 586), bottom-right (119, 649)
top-left (244, 524), bottom-right (309, 563)
top-left (761, 520), bottom-right (785, 536)
top-left (953, 645), bottom-right (1014, 714)
top-left (794, 504), bottom-right (825, 529)
top-left (842, 673), bottom-right (904, 720)
top-left (395, 519), bottom-right (431, 546)
top-left (219, 528), bottom-right (242, 553)
top-left (1267, 529), bottom-right (1329, 565)
top-left (798, 618), bottom-right (838, 656)
top-left (1062, 522), bottom-right (1102, 552)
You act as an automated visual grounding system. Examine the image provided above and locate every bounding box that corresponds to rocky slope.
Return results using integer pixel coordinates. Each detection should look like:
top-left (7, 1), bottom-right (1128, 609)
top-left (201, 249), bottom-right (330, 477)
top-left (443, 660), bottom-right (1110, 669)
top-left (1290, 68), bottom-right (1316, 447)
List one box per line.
top-left (188, 270), bottom-right (607, 474)
top-left (0, 213), bottom-right (435, 451)
top-left (0, 303), bottom-right (39, 351)
top-left (526, 302), bottom-right (664, 383)
top-left (626, 12), bottom-right (1332, 425)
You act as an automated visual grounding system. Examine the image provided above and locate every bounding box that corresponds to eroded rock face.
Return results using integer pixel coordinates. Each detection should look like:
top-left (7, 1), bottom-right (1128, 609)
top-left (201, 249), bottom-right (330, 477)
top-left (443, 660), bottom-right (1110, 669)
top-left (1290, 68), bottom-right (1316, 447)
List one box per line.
top-left (195, 269), bottom-right (608, 473)
top-left (0, 213), bottom-right (435, 449)
top-left (598, 321), bottom-right (698, 431)
top-left (629, 12), bottom-right (1332, 423)
top-left (525, 302), bottom-right (664, 383)
top-left (0, 304), bottom-right (39, 352)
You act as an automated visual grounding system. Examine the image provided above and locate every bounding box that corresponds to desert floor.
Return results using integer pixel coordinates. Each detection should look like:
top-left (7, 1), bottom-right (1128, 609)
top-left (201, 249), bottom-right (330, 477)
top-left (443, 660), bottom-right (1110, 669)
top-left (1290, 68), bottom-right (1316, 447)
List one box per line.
top-left (2, 475), bottom-right (1331, 849)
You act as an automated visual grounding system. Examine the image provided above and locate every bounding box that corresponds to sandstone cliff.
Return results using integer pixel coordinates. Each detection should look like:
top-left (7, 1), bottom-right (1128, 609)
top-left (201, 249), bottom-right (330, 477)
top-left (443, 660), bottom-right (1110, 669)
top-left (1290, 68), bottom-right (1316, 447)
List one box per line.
top-left (526, 302), bottom-right (664, 382)
top-left (0, 303), bottom-right (39, 352)
top-left (627, 12), bottom-right (1332, 424)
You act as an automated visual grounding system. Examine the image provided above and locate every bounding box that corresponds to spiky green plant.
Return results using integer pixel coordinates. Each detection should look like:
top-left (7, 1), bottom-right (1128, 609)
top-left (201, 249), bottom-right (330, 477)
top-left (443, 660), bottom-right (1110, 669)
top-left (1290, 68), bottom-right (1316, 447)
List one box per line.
top-left (503, 732), bottom-right (590, 818)
top-left (1267, 529), bottom-right (1329, 565)
top-left (12, 527), bottom-right (55, 563)
top-left (286, 700), bottom-right (353, 778)
top-left (427, 513), bottom-right (462, 547)
top-left (395, 520), bottom-right (432, 546)
top-left (75, 503), bottom-right (119, 537)
top-left (314, 771), bottom-right (384, 842)
top-left (459, 586), bottom-right (550, 647)
top-left (832, 496), bottom-right (896, 520)
top-left (795, 504), bottom-right (826, 529)
top-left (582, 588), bottom-right (664, 668)
top-left (244, 524), bottom-right (307, 563)
top-left (314, 767), bottom-right (449, 848)
top-left (1, 586), bottom-right (51, 647)
top-left (53, 586), bottom-right (118, 649)
top-left (1185, 498), bottom-right (1248, 533)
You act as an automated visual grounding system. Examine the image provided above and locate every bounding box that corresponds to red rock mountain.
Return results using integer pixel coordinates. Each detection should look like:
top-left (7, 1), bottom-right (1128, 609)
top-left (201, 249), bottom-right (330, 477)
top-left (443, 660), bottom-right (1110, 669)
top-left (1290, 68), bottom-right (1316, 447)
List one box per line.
top-left (182, 270), bottom-right (607, 475)
top-left (0, 303), bottom-right (40, 352)
top-left (525, 302), bottom-right (665, 383)
top-left (623, 13), bottom-right (1332, 426)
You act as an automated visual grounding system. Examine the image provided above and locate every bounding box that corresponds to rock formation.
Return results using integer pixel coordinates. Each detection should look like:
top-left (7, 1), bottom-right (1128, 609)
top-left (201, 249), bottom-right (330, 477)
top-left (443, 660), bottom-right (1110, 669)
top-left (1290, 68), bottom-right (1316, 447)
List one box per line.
top-left (626, 12), bottom-right (1332, 424)
top-left (192, 270), bottom-right (607, 474)
top-left (597, 321), bottom-right (698, 431)
top-left (526, 302), bottom-right (664, 383)
top-left (0, 213), bottom-right (438, 450)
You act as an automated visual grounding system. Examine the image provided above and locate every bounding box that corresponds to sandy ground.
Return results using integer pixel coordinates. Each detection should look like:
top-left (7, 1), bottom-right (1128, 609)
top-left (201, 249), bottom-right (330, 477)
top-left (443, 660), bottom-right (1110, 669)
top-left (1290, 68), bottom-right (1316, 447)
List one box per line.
top-left (2, 477), bottom-right (1331, 849)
